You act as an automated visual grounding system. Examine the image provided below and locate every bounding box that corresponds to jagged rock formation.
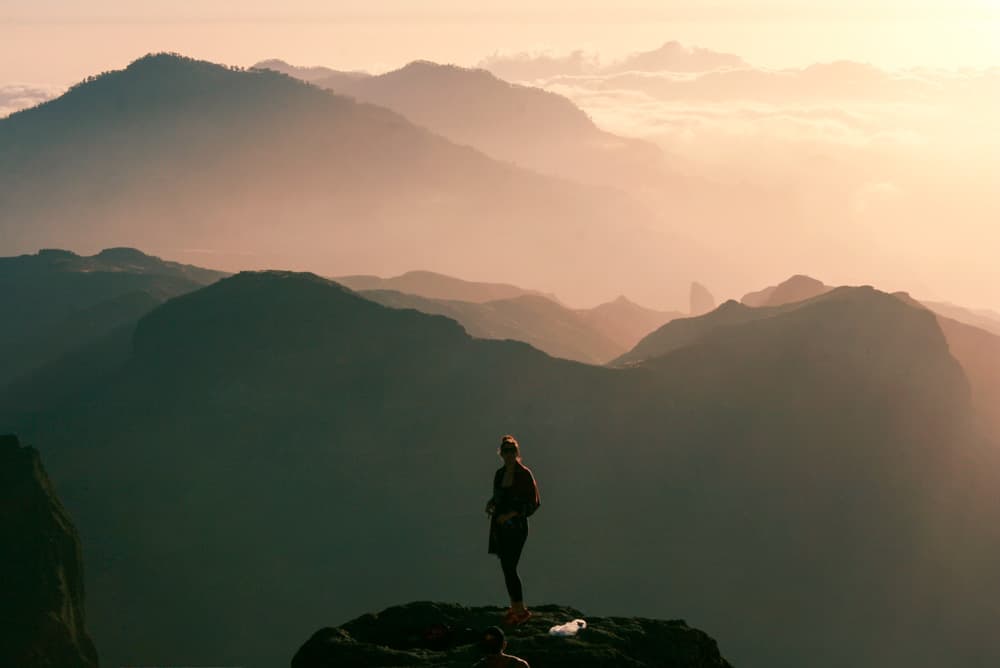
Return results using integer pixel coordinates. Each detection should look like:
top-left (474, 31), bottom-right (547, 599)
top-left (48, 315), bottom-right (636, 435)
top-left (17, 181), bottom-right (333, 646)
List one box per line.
top-left (689, 281), bottom-right (715, 315)
top-left (0, 434), bottom-right (98, 668)
top-left (292, 602), bottom-right (732, 668)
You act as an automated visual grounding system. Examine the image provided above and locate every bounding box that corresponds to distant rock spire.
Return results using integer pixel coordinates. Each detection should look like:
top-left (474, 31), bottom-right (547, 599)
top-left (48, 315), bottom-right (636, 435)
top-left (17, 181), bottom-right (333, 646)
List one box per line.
top-left (689, 281), bottom-right (716, 315)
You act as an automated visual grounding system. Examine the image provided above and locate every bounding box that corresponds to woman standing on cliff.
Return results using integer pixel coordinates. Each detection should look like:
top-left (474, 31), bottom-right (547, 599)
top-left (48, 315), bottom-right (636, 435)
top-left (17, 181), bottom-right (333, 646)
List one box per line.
top-left (485, 434), bottom-right (541, 625)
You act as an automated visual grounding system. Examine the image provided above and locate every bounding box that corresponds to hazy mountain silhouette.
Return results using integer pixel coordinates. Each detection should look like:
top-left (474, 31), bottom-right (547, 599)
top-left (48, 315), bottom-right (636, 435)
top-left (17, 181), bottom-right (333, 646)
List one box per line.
top-left (362, 289), bottom-right (623, 364)
top-left (891, 292), bottom-right (1000, 438)
top-left (577, 295), bottom-right (682, 352)
top-left (636, 275), bottom-right (1000, 440)
top-left (741, 274), bottom-right (833, 307)
top-left (478, 41), bottom-right (747, 80)
top-left (922, 299), bottom-right (1000, 337)
top-left (933, 312), bottom-right (1000, 436)
top-left (606, 41), bottom-right (747, 73)
top-left (343, 271), bottom-right (677, 361)
top-left (7, 271), bottom-right (1000, 668)
top-left (252, 58), bottom-right (369, 84)
top-left (336, 269), bottom-right (558, 303)
top-left (0, 53), bottom-right (692, 307)
top-left (292, 601), bottom-right (732, 667)
top-left (0, 434), bottom-right (99, 668)
top-left (740, 274), bottom-right (999, 338)
top-left (612, 298), bottom-right (769, 366)
top-left (267, 58), bottom-right (672, 192)
top-left (0, 247), bottom-right (224, 389)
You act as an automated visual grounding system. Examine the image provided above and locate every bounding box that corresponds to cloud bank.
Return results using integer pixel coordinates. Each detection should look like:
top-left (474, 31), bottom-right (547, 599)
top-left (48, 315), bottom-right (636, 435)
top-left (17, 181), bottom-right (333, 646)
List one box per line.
top-left (478, 41), bottom-right (746, 82)
top-left (492, 45), bottom-right (999, 308)
top-left (0, 83), bottom-right (63, 118)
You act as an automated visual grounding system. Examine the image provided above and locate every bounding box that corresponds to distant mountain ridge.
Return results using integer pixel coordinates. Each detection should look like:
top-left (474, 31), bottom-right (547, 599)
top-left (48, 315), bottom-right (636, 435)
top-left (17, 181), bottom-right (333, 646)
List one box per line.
top-left (741, 274), bottom-right (832, 307)
top-left (336, 270), bottom-right (558, 303)
top-left (7, 270), bottom-right (1000, 668)
top-left (631, 274), bottom-right (1000, 438)
top-left (577, 295), bottom-right (683, 352)
top-left (0, 246), bottom-right (224, 390)
top-left (254, 57), bottom-right (674, 192)
top-left (347, 271), bottom-right (678, 363)
top-left (252, 58), bottom-right (369, 84)
top-left (0, 53), bottom-right (691, 307)
top-left (362, 289), bottom-right (624, 364)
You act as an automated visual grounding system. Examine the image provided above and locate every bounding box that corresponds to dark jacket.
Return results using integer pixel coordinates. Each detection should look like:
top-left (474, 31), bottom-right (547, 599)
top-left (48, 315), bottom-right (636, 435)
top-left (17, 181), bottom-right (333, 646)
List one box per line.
top-left (488, 462), bottom-right (540, 554)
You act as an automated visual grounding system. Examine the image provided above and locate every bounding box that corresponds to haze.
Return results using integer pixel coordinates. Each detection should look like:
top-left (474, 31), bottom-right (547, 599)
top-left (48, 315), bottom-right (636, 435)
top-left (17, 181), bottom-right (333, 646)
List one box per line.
top-left (1, 0), bottom-right (998, 312)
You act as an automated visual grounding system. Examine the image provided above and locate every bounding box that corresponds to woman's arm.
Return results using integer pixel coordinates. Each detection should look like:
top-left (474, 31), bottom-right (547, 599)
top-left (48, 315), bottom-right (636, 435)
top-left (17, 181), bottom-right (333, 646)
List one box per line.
top-left (516, 468), bottom-right (541, 518)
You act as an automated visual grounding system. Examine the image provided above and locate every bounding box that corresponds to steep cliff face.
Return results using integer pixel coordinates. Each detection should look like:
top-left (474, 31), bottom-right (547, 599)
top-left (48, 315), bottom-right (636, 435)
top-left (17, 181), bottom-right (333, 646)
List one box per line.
top-left (292, 602), bottom-right (733, 668)
top-left (0, 434), bottom-right (99, 668)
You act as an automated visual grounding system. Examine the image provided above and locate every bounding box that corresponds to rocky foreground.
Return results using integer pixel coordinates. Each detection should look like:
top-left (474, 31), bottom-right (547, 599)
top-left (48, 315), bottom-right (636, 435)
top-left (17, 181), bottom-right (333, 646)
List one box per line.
top-left (292, 601), bottom-right (733, 667)
top-left (0, 434), bottom-right (98, 668)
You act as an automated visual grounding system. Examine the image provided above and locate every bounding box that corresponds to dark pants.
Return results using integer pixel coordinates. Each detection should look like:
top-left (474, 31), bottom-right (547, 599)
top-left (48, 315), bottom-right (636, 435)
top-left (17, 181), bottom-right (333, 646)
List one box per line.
top-left (496, 523), bottom-right (528, 601)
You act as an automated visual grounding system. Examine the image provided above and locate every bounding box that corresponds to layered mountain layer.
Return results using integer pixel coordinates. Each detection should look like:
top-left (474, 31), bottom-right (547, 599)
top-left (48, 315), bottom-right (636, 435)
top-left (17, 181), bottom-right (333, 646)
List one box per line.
top-left (5, 271), bottom-right (999, 668)
top-left (0, 247), bottom-right (224, 391)
top-left (0, 53), bottom-right (693, 307)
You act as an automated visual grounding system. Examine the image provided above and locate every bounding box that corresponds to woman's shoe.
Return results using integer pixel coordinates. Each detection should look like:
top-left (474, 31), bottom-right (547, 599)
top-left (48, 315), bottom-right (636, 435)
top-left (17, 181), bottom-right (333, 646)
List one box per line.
top-left (511, 609), bottom-right (532, 625)
top-left (502, 608), bottom-right (517, 624)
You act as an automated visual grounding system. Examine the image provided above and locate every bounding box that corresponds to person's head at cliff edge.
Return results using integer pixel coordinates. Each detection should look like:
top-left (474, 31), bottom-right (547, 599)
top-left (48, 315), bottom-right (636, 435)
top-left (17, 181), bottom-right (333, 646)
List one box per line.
top-left (482, 625), bottom-right (505, 654)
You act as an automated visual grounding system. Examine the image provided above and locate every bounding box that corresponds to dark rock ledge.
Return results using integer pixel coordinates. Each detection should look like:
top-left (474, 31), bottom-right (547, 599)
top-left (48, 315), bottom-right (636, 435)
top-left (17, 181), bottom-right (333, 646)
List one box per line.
top-left (292, 601), bottom-right (733, 667)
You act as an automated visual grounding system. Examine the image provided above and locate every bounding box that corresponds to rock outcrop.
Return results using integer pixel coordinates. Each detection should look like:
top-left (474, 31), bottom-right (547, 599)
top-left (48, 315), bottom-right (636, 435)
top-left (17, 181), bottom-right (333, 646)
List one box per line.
top-left (689, 281), bottom-right (715, 315)
top-left (292, 601), bottom-right (732, 668)
top-left (0, 434), bottom-right (99, 668)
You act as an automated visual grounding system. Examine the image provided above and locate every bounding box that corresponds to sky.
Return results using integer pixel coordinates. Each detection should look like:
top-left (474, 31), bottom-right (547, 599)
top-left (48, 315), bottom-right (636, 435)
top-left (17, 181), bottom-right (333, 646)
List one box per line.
top-left (1, 1), bottom-right (998, 310)
top-left (2, 1), bottom-right (999, 83)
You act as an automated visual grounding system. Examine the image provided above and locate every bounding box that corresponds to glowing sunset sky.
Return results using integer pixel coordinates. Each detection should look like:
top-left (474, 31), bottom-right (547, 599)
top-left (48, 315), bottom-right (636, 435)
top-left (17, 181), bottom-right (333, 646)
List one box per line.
top-left (2, 0), bottom-right (998, 82)
top-left (2, 1), bottom-right (998, 311)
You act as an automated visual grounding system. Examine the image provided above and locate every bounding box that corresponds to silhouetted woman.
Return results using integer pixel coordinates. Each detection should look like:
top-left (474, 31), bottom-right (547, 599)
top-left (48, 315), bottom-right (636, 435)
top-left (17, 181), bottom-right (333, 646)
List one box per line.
top-left (485, 434), bottom-right (541, 625)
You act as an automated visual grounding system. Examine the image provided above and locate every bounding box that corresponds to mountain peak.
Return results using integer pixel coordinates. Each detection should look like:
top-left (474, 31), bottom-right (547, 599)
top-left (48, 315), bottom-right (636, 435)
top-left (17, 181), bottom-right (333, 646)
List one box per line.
top-left (742, 274), bottom-right (832, 307)
top-left (96, 247), bottom-right (153, 262)
top-left (124, 52), bottom-right (217, 74)
top-left (386, 60), bottom-right (508, 89)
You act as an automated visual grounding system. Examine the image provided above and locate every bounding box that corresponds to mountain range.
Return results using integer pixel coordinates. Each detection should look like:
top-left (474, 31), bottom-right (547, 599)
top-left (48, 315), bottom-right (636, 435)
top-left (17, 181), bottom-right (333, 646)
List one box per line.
top-left (5, 270), bottom-right (999, 668)
top-left (0, 53), bottom-right (697, 307)
top-left (354, 277), bottom-right (680, 363)
top-left (335, 270), bottom-right (558, 304)
top-left (255, 58), bottom-right (673, 193)
top-left (735, 274), bottom-right (1000, 436)
top-left (0, 247), bottom-right (224, 393)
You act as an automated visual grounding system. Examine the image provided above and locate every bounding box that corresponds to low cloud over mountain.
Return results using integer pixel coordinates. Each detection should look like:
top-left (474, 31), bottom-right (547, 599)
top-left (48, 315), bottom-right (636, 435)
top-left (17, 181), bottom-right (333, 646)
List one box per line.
top-left (0, 83), bottom-right (63, 117)
top-left (517, 49), bottom-right (999, 311)
top-left (478, 41), bottom-right (746, 81)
